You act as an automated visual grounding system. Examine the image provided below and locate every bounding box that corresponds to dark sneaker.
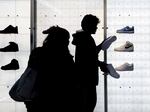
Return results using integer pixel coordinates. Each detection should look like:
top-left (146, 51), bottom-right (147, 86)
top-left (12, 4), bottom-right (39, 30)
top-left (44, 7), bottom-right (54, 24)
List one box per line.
top-left (0, 25), bottom-right (18, 34)
top-left (1, 59), bottom-right (19, 70)
top-left (116, 26), bottom-right (134, 33)
top-left (107, 64), bottom-right (120, 79)
top-left (0, 42), bottom-right (19, 52)
top-left (114, 41), bottom-right (134, 52)
top-left (101, 36), bottom-right (117, 50)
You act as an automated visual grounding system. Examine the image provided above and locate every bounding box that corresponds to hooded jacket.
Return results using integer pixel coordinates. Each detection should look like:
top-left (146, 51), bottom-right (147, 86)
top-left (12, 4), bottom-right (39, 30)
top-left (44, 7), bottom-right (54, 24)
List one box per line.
top-left (72, 31), bottom-right (99, 86)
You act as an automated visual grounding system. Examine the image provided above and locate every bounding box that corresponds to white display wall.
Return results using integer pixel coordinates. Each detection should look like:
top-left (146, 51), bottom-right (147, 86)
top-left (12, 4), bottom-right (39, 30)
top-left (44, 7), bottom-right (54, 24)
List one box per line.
top-left (0, 0), bottom-right (30, 112)
top-left (0, 0), bottom-right (150, 112)
top-left (107, 0), bottom-right (150, 112)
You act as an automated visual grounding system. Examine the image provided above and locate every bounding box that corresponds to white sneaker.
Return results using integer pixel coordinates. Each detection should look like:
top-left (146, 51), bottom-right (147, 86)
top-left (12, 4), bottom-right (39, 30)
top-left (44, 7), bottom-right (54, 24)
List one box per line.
top-left (101, 36), bottom-right (117, 50)
top-left (107, 64), bottom-right (120, 79)
top-left (115, 62), bottom-right (134, 71)
top-left (114, 41), bottom-right (134, 52)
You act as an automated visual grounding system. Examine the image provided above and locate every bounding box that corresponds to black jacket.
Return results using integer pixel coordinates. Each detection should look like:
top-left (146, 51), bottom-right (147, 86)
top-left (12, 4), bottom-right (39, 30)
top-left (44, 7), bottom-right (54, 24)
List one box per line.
top-left (72, 31), bottom-right (99, 86)
top-left (27, 47), bottom-right (75, 97)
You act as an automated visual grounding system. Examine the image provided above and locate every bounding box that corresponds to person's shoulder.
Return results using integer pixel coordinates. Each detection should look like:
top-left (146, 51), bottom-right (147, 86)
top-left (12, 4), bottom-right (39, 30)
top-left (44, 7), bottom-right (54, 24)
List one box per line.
top-left (72, 30), bottom-right (86, 41)
top-left (30, 47), bottom-right (43, 56)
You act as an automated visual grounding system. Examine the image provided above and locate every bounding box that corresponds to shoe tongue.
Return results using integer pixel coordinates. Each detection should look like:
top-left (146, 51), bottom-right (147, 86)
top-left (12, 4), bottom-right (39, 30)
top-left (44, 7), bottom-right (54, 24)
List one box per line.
top-left (125, 26), bottom-right (129, 29)
top-left (123, 62), bottom-right (130, 67)
top-left (124, 62), bottom-right (133, 66)
top-left (124, 62), bottom-right (129, 65)
top-left (126, 41), bottom-right (132, 46)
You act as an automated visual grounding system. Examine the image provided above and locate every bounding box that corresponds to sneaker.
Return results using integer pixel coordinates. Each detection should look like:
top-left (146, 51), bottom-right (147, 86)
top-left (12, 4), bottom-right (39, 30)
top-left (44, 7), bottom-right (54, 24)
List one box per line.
top-left (116, 26), bottom-right (134, 33)
top-left (0, 25), bottom-right (18, 34)
top-left (1, 59), bottom-right (19, 70)
top-left (0, 42), bottom-right (19, 52)
top-left (114, 41), bottom-right (134, 52)
top-left (101, 36), bottom-right (117, 50)
top-left (107, 64), bottom-right (120, 79)
top-left (115, 62), bottom-right (134, 71)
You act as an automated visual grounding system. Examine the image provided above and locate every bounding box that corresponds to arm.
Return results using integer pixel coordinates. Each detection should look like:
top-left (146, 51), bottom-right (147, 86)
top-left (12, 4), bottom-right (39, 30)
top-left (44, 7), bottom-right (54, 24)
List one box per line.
top-left (96, 43), bottom-right (102, 54)
top-left (98, 60), bottom-right (108, 73)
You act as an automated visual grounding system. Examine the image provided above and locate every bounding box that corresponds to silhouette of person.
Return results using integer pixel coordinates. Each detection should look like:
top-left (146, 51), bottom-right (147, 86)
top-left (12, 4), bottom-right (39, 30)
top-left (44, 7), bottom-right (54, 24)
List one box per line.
top-left (72, 14), bottom-right (107, 112)
top-left (24, 26), bottom-right (76, 112)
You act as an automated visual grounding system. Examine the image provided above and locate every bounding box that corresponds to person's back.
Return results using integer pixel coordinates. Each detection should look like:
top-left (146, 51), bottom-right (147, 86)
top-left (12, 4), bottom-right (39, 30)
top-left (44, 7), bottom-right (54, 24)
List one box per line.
top-left (25, 26), bottom-right (76, 112)
top-left (72, 30), bottom-right (98, 86)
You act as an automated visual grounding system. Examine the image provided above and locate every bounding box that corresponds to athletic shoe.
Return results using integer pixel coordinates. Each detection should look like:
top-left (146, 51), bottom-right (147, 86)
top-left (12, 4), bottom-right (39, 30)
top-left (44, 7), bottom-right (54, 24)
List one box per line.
top-left (114, 41), bottom-right (134, 52)
top-left (0, 25), bottom-right (18, 34)
top-left (0, 42), bottom-right (19, 52)
top-left (1, 59), bottom-right (19, 70)
top-left (115, 62), bottom-right (134, 71)
top-left (116, 26), bottom-right (134, 33)
top-left (107, 64), bottom-right (120, 79)
top-left (101, 36), bottom-right (117, 50)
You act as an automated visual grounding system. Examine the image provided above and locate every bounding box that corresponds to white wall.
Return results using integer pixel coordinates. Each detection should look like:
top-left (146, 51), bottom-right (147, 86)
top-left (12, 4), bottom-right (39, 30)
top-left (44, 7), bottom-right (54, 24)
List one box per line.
top-left (107, 0), bottom-right (150, 112)
top-left (0, 0), bottom-right (150, 112)
top-left (0, 0), bottom-right (30, 112)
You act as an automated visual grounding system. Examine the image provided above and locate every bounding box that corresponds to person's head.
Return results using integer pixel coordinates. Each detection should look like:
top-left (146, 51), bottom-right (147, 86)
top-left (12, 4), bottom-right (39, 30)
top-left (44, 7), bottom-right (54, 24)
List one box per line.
top-left (81, 14), bottom-right (100, 34)
top-left (43, 26), bottom-right (70, 49)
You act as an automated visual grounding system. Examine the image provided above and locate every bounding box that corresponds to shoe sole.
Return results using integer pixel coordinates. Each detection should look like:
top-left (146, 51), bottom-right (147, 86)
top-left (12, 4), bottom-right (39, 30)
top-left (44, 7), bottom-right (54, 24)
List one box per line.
top-left (116, 30), bottom-right (134, 33)
top-left (101, 36), bottom-right (117, 50)
top-left (0, 32), bottom-right (18, 34)
top-left (115, 68), bottom-right (134, 71)
top-left (114, 49), bottom-right (134, 52)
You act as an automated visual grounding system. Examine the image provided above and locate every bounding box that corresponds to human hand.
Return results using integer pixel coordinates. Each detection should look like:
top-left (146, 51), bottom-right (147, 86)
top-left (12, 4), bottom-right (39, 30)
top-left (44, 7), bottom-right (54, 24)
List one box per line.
top-left (98, 61), bottom-right (108, 73)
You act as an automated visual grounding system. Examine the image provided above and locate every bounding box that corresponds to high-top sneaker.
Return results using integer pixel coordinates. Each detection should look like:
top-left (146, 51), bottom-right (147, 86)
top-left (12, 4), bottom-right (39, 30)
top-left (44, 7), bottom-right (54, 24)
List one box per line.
top-left (0, 25), bottom-right (18, 34)
top-left (114, 41), bottom-right (134, 52)
top-left (0, 42), bottom-right (19, 52)
top-left (1, 59), bottom-right (19, 70)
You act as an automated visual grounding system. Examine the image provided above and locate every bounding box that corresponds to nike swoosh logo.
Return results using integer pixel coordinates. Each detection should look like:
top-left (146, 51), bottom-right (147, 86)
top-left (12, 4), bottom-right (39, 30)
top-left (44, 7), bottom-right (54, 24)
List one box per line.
top-left (125, 45), bottom-right (132, 48)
